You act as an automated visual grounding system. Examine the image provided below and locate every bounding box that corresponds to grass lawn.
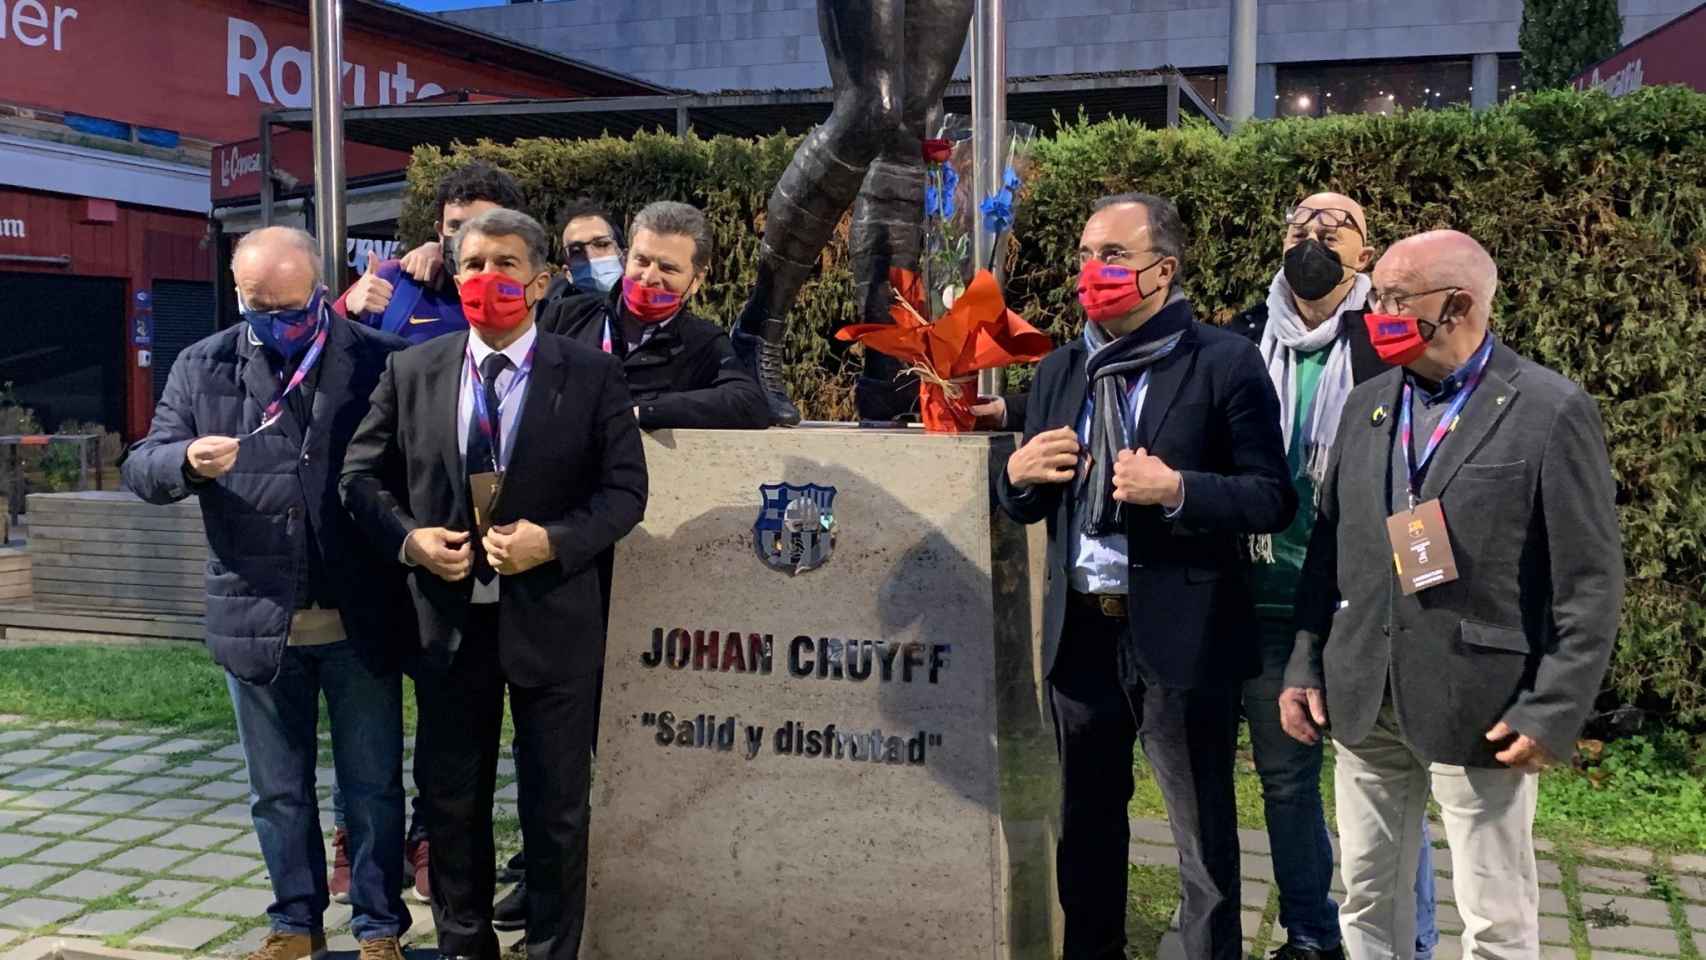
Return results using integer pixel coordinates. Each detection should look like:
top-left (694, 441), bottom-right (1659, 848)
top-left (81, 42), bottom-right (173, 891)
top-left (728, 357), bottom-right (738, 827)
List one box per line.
top-left (1129, 725), bottom-right (1706, 854)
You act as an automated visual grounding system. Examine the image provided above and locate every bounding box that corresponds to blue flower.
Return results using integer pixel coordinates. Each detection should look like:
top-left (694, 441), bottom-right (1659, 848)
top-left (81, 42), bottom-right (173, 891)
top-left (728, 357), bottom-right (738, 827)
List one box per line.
top-left (1003, 166), bottom-right (1022, 192)
top-left (981, 187), bottom-right (1015, 235)
top-left (925, 164), bottom-right (960, 219)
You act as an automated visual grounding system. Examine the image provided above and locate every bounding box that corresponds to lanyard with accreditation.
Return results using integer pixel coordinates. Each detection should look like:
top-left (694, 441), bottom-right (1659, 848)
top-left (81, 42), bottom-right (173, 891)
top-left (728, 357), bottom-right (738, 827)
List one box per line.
top-left (1387, 335), bottom-right (1494, 596)
top-left (465, 342), bottom-right (535, 536)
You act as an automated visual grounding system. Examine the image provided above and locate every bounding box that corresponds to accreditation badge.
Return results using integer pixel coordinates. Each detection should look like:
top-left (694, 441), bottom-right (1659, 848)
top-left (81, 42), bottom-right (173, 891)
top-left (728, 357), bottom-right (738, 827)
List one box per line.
top-left (1386, 499), bottom-right (1459, 595)
top-left (469, 471), bottom-right (502, 539)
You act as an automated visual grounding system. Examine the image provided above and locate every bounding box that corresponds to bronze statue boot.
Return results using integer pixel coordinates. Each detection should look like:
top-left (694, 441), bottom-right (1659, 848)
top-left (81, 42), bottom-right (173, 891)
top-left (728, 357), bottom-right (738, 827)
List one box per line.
top-left (855, 351), bottom-right (920, 423)
top-left (732, 314), bottom-right (802, 426)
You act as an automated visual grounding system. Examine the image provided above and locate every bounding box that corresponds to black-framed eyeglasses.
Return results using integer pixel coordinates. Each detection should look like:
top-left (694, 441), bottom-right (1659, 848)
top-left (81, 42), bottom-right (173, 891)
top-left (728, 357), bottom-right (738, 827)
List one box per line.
top-left (1285, 206), bottom-right (1365, 239)
top-left (1370, 285), bottom-right (1460, 338)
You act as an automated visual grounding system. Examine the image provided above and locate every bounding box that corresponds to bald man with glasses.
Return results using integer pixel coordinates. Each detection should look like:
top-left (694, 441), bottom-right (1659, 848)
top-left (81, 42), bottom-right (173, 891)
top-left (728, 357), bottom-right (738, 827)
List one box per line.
top-left (1284, 230), bottom-right (1622, 960)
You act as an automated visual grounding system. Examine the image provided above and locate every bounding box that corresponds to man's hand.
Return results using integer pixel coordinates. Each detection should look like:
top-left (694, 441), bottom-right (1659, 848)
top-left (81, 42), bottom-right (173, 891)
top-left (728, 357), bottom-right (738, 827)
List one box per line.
top-left (971, 396), bottom-right (1007, 431)
top-left (1113, 448), bottom-right (1184, 508)
top-left (346, 251), bottom-right (395, 317)
top-left (483, 520), bottom-right (556, 576)
top-left (1279, 686), bottom-right (1329, 745)
top-left (400, 241), bottom-right (443, 283)
top-left (405, 527), bottom-right (471, 582)
top-left (1007, 427), bottom-right (1079, 489)
top-left (185, 436), bottom-right (239, 479)
top-left (1487, 721), bottom-right (1555, 773)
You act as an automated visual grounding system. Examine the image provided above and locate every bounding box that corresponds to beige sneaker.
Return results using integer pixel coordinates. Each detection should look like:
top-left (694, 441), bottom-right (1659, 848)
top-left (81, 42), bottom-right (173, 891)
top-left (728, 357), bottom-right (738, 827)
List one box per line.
top-left (357, 937), bottom-right (404, 960)
top-left (244, 932), bottom-right (328, 960)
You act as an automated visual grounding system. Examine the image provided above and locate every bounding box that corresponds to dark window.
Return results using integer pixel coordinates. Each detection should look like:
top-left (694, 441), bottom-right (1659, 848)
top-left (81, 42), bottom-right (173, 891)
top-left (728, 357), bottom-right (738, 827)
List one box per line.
top-left (150, 280), bottom-right (217, 407)
top-left (1184, 70), bottom-right (1228, 114)
top-left (0, 272), bottom-right (126, 433)
top-left (1276, 59), bottom-right (1475, 117)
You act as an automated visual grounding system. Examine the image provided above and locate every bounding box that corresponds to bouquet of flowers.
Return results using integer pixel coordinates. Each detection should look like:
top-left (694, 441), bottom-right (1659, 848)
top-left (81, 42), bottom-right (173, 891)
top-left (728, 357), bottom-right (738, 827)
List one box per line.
top-left (919, 115), bottom-right (1037, 319)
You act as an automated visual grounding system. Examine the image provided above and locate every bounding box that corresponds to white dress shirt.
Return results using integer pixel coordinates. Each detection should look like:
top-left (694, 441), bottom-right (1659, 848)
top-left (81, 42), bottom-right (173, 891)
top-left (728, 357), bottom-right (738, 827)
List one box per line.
top-left (1070, 370), bottom-right (1148, 595)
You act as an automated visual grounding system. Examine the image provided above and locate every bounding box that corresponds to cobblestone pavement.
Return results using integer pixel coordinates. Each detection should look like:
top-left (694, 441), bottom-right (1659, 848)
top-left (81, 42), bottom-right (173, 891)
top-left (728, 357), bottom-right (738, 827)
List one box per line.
top-left (0, 718), bottom-right (520, 960)
top-left (0, 718), bottom-right (1700, 960)
top-left (1135, 819), bottom-right (1706, 960)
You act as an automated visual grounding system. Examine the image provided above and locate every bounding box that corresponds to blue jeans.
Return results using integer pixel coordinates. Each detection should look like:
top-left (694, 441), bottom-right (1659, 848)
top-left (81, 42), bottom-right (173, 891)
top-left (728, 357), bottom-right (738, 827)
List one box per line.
top-left (1245, 618), bottom-right (1439, 954)
top-left (227, 639), bottom-right (409, 941)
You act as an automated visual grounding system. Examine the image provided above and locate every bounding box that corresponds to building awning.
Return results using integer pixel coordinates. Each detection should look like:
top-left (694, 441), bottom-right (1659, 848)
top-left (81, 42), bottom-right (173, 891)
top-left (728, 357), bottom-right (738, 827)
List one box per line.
top-left (0, 135), bottom-right (208, 214)
top-left (263, 69), bottom-right (1225, 156)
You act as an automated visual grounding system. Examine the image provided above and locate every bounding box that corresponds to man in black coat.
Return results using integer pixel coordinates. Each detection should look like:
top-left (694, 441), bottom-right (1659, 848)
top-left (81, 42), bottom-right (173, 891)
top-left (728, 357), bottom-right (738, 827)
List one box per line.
top-left (540, 200), bottom-right (769, 431)
top-left (998, 193), bottom-right (1295, 960)
top-left (123, 227), bottom-right (411, 960)
top-left (1283, 231), bottom-right (1623, 960)
top-left (341, 209), bottom-right (647, 960)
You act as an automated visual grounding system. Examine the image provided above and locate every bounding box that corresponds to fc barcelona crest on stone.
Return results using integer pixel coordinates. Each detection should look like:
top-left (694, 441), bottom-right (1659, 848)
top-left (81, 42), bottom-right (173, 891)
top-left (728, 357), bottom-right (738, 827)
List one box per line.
top-left (754, 483), bottom-right (838, 575)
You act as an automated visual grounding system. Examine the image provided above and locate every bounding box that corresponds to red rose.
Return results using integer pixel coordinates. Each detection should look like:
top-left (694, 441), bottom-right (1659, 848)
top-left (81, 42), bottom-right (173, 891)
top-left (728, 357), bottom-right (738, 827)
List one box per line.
top-left (922, 138), bottom-right (953, 164)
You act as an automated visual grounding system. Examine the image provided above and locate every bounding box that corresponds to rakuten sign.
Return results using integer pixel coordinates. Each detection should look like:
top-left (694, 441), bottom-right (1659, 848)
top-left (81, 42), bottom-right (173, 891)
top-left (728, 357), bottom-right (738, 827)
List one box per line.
top-left (227, 16), bottom-right (447, 109)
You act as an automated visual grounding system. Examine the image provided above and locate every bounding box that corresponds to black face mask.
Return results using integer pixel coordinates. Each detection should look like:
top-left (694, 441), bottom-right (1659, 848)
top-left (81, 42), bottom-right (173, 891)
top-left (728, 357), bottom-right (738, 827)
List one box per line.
top-left (1283, 239), bottom-right (1349, 302)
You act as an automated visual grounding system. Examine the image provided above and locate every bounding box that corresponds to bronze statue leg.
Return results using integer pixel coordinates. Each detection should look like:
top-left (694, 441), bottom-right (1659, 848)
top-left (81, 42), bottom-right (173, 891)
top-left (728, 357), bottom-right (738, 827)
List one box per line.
top-left (848, 0), bottom-right (978, 420)
top-left (738, 0), bottom-right (907, 337)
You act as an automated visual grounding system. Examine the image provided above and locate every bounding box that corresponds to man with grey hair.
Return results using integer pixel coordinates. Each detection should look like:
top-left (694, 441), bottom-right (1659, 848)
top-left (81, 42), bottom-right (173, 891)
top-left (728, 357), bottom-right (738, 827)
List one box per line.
top-left (540, 199), bottom-right (768, 430)
top-left (124, 226), bottom-right (413, 960)
top-left (1285, 230), bottom-right (1622, 960)
top-left (999, 194), bottom-right (1294, 960)
top-left (342, 208), bottom-right (648, 960)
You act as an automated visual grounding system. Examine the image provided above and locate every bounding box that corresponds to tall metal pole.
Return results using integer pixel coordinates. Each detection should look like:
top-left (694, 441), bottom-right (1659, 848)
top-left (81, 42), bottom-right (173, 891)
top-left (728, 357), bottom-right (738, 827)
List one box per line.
top-left (1227, 0), bottom-right (1258, 123)
top-left (310, 0), bottom-right (347, 289)
top-left (971, 0), bottom-right (1006, 401)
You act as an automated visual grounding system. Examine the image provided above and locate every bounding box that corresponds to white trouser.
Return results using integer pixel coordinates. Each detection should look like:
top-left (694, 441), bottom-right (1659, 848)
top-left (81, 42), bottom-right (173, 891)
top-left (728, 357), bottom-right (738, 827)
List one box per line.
top-left (1334, 704), bottom-right (1540, 960)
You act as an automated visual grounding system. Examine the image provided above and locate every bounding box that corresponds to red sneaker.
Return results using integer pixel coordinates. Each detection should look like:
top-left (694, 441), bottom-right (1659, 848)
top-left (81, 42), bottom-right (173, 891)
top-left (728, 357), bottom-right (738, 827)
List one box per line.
top-left (329, 828), bottom-right (352, 904)
top-left (408, 839), bottom-right (431, 903)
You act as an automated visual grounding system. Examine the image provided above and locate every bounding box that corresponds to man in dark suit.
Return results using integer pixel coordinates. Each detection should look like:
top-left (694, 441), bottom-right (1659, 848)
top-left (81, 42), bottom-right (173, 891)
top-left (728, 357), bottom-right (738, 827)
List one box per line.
top-left (123, 226), bottom-right (411, 960)
top-left (1283, 230), bottom-right (1623, 960)
top-left (341, 208), bottom-right (647, 960)
top-left (998, 193), bottom-right (1296, 960)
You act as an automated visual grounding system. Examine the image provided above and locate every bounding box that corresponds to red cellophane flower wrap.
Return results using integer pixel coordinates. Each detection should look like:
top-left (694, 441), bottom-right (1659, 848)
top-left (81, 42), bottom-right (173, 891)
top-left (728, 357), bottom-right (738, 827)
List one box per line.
top-left (836, 267), bottom-right (1052, 433)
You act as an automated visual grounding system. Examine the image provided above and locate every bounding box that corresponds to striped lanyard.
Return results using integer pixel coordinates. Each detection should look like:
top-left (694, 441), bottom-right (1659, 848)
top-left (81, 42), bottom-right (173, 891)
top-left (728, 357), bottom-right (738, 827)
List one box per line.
top-left (1398, 335), bottom-right (1494, 508)
top-left (466, 344), bottom-right (535, 473)
top-left (259, 322), bottom-right (328, 429)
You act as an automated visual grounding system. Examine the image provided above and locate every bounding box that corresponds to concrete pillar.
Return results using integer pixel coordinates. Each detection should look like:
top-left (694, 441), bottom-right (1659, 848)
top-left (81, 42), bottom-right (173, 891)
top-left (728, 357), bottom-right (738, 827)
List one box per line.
top-left (1255, 62), bottom-right (1278, 120)
top-left (1226, 0), bottom-right (1258, 123)
top-left (1472, 53), bottom-right (1499, 110)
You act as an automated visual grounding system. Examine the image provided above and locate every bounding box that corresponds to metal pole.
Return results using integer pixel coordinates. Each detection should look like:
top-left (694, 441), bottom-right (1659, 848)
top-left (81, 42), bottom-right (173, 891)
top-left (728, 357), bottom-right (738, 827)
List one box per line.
top-left (1227, 0), bottom-right (1257, 123)
top-left (259, 117), bottom-right (274, 229)
top-left (310, 0), bottom-right (347, 289)
top-left (971, 0), bottom-right (1006, 401)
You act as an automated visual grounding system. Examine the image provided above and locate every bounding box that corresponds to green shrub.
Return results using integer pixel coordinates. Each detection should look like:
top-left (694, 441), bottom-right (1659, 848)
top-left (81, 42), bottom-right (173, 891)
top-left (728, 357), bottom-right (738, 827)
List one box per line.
top-left (400, 86), bottom-right (1706, 725)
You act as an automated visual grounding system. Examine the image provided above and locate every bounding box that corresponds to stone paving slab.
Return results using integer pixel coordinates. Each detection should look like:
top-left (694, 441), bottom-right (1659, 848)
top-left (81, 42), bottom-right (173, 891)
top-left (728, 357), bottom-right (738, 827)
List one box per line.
top-left (174, 761), bottom-right (243, 779)
top-left (135, 797), bottom-right (221, 819)
top-left (60, 773), bottom-right (136, 792)
top-left (68, 792), bottom-right (152, 815)
top-left (42, 868), bottom-right (135, 899)
top-left (14, 790), bottom-right (87, 809)
top-left (38, 734), bottom-right (98, 749)
top-left (0, 898), bottom-right (80, 927)
top-left (107, 755), bottom-right (172, 775)
top-left (133, 916), bottom-right (235, 950)
top-left (3, 770), bottom-right (73, 790)
top-left (52, 750), bottom-right (122, 769)
top-left (61, 909), bottom-right (157, 937)
top-left (93, 735), bottom-right (159, 752)
top-left (186, 885), bottom-right (273, 919)
top-left (18, 813), bottom-right (101, 836)
top-left (131, 877), bottom-right (217, 909)
top-left (205, 803), bottom-right (252, 826)
top-left (0, 834), bottom-right (49, 859)
top-left (1583, 894), bottom-right (1675, 927)
top-left (213, 926), bottom-right (269, 957)
top-left (174, 852), bottom-right (262, 881)
top-left (31, 838), bottom-right (118, 865)
top-left (1587, 922), bottom-right (1681, 954)
top-left (1579, 865), bottom-right (1652, 894)
top-left (0, 863), bottom-right (64, 891)
top-left (146, 739), bottom-right (213, 756)
top-left (106, 845), bottom-right (195, 873)
top-left (154, 824), bottom-right (243, 850)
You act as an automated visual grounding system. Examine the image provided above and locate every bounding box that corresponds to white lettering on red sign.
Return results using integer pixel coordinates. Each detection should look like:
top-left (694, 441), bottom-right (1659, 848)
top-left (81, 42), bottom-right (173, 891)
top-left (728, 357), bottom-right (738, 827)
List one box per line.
top-left (219, 144), bottom-right (264, 189)
top-left (0, 1), bottom-right (77, 52)
top-left (0, 218), bottom-right (25, 239)
top-left (1581, 59), bottom-right (1645, 98)
top-left (227, 16), bottom-right (448, 109)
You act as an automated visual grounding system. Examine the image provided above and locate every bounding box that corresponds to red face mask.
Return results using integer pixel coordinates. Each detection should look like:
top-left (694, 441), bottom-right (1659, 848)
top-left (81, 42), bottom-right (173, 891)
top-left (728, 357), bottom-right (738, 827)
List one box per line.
top-left (622, 276), bottom-right (684, 325)
top-left (1077, 258), bottom-right (1161, 324)
top-left (1364, 312), bottom-right (1430, 367)
top-left (459, 272), bottom-right (531, 333)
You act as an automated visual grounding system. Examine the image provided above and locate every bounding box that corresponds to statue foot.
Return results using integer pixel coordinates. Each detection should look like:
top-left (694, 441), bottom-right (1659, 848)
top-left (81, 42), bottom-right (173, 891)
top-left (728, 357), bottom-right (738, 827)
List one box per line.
top-left (854, 352), bottom-right (919, 422)
top-left (732, 324), bottom-right (802, 427)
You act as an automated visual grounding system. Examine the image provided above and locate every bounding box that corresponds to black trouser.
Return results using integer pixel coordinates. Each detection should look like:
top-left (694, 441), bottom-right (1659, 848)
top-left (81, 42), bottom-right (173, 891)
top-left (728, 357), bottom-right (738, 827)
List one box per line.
top-left (1049, 597), bottom-right (1243, 960)
top-left (414, 605), bottom-right (597, 960)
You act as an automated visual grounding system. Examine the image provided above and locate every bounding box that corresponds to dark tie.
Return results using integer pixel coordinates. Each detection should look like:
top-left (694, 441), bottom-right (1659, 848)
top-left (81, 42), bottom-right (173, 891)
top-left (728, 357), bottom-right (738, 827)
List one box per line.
top-left (467, 352), bottom-right (511, 585)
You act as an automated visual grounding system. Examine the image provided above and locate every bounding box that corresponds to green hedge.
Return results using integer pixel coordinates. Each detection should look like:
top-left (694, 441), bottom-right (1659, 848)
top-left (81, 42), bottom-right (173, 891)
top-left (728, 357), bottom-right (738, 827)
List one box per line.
top-left (401, 86), bottom-right (1706, 726)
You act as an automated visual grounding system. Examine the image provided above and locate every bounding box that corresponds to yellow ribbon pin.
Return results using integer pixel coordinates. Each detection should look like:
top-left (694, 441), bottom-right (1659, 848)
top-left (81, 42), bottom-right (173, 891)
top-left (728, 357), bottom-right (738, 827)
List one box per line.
top-left (1372, 405), bottom-right (1389, 425)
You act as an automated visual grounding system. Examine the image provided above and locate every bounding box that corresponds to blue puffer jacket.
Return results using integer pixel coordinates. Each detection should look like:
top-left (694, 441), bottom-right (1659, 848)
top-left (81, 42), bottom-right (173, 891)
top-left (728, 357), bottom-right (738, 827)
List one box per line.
top-left (121, 314), bottom-right (412, 684)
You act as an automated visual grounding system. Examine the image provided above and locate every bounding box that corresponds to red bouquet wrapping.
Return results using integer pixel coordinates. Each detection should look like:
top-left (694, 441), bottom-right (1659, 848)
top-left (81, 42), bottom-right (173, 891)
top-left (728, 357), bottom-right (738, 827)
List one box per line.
top-left (836, 268), bottom-right (1052, 432)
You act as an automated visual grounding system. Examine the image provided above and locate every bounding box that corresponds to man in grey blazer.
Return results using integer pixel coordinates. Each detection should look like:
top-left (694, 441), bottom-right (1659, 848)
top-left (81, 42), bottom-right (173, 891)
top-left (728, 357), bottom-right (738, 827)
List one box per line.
top-left (1280, 230), bottom-right (1623, 960)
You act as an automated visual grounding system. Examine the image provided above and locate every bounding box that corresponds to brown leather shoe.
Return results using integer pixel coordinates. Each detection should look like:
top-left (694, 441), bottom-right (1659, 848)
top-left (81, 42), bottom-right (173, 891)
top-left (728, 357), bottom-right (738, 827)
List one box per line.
top-left (243, 932), bottom-right (328, 960)
top-left (357, 937), bottom-right (404, 960)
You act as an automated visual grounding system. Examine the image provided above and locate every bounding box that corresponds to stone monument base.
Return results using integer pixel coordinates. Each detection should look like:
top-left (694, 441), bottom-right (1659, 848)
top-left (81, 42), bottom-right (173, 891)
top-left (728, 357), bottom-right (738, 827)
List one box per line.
top-left (583, 425), bottom-right (1062, 959)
